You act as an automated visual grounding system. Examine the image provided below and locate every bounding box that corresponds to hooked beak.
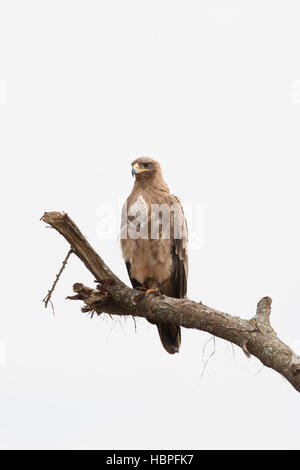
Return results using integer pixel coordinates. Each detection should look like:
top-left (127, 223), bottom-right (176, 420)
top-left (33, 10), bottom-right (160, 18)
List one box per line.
top-left (131, 164), bottom-right (138, 177)
top-left (131, 163), bottom-right (143, 177)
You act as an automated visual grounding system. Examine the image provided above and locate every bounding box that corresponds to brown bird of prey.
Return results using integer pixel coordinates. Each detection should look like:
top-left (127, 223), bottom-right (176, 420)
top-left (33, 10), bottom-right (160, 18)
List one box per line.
top-left (120, 157), bottom-right (188, 354)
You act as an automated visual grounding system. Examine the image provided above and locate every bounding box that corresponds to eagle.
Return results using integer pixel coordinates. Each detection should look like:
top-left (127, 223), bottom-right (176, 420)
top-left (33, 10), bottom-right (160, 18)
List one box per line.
top-left (120, 157), bottom-right (188, 354)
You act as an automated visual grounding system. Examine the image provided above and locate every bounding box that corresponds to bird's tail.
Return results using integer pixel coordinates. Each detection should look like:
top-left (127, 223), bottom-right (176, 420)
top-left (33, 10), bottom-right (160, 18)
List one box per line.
top-left (157, 324), bottom-right (181, 354)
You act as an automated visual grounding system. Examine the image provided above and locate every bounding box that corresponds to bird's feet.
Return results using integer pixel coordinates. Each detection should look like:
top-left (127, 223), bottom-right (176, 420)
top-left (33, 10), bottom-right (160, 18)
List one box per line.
top-left (136, 286), bottom-right (160, 296)
top-left (144, 288), bottom-right (160, 296)
top-left (134, 287), bottom-right (160, 302)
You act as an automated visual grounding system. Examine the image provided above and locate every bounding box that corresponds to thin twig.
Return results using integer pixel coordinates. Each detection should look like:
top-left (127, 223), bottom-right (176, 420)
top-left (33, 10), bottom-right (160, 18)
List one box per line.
top-left (132, 315), bottom-right (137, 333)
top-left (200, 335), bottom-right (216, 381)
top-left (254, 365), bottom-right (264, 376)
top-left (43, 248), bottom-right (73, 312)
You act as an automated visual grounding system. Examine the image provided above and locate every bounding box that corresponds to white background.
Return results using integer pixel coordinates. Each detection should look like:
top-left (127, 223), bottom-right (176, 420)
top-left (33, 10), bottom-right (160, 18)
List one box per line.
top-left (1, 0), bottom-right (300, 450)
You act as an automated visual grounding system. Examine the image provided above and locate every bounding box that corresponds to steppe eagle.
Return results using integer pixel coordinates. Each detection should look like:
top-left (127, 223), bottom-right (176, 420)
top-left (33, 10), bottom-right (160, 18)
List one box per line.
top-left (121, 157), bottom-right (188, 354)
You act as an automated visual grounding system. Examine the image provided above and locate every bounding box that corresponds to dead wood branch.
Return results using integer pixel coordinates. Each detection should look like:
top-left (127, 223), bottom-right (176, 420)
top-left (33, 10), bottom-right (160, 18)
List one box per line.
top-left (41, 211), bottom-right (300, 393)
top-left (43, 248), bottom-right (73, 311)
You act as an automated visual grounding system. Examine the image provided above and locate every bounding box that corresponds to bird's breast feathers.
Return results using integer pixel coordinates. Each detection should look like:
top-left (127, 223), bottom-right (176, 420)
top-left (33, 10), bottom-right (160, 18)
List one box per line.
top-left (120, 192), bottom-right (187, 285)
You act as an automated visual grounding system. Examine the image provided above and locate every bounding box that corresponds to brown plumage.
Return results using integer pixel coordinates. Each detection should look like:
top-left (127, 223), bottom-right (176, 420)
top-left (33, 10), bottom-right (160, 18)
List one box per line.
top-left (120, 157), bottom-right (188, 354)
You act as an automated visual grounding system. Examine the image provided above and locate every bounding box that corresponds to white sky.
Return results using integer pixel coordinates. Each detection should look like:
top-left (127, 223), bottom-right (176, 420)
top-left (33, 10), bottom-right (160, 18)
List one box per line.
top-left (1, 0), bottom-right (300, 450)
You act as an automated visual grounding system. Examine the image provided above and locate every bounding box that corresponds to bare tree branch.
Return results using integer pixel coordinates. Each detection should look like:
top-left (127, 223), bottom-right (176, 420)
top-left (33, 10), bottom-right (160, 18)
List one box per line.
top-left (43, 248), bottom-right (73, 311)
top-left (41, 211), bottom-right (300, 393)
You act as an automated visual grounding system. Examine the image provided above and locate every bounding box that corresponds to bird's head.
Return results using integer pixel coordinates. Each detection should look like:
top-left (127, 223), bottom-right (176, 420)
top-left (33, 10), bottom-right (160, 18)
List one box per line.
top-left (131, 157), bottom-right (161, 179)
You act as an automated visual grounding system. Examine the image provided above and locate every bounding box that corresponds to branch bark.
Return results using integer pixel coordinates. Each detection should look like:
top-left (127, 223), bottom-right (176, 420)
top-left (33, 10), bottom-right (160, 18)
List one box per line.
top-left (41, 211), bottom-right (300, 393)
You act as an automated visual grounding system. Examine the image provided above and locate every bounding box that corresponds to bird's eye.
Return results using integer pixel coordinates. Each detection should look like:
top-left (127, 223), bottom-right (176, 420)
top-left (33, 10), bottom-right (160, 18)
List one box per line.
top-left (143, 162), bottom-right (151, 168)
